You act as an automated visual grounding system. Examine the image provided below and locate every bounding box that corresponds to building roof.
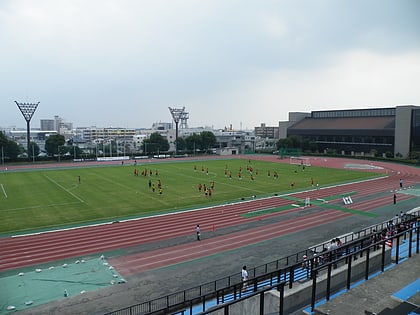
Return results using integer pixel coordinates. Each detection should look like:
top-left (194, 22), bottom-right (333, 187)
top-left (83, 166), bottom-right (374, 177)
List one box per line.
top-left (290, 116), bottom-right (395, 130)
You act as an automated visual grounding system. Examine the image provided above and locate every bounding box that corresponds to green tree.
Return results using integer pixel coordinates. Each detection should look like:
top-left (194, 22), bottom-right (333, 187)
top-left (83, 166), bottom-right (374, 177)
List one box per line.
top-left (288, 135), bottom-right (301, 149)
top-left (0, 131), bottom-right (21, 160)
top-left (45, 134), bottom-right (66, 156)
top-left (277, 136), bottom-right (302, 150)
top-left (276, 137), bottom-right (292, 150)
top-left (143, 132), bottom-right (169, 154)
top-left (28, 141), bottom-right (40, 160)
top-left (176, 137), bottom-right (186, 151)
top-left (72, 146), bottom-right (82, 159)
top-left (0, 131), bottom-right (7, 148)
top-left (60, 144), bottom-right (82, 159)
top-left (200, 131), bottom-right (216, 152)
top-left (185, 133), bottom-right (202, 152)
top-left (8, 141), bottom-right (22, 160)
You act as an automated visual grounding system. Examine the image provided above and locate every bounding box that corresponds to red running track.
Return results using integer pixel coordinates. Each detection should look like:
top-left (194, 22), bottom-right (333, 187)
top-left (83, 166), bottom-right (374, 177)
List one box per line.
top-left (109, 208), bottom-right (352, 275)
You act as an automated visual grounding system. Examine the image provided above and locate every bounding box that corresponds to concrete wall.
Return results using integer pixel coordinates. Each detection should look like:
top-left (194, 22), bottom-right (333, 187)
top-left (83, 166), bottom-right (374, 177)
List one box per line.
top-left (278, 112), bottom-right (310, 139)
top-left (394, 105), bottom-right (414, 158)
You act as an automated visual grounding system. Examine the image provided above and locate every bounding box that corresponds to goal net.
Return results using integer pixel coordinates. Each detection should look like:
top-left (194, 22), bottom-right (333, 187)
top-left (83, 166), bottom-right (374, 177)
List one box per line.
top-left (289, 156), bottom-right (311, 166)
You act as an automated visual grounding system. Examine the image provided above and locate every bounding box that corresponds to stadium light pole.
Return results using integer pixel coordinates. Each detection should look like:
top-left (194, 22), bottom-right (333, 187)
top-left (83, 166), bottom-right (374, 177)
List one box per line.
top-left (168, 107), bottom-right (185, 156)
top-left (15, 101), bottom-right (39, 161)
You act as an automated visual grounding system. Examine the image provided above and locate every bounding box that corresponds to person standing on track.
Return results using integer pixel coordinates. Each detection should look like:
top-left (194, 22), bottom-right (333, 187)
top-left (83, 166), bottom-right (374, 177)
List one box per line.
top-left (196, 224), bottom-right (201, 241)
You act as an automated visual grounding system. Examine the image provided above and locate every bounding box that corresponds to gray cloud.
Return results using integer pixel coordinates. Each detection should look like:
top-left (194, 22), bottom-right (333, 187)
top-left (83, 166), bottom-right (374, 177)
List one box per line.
top-left (1, 0), bottom-right (419, 129)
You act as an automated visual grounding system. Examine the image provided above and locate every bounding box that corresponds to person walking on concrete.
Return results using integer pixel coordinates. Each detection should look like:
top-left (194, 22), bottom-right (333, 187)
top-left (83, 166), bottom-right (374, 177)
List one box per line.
top-left (241, 265), bottom-right (249, 289)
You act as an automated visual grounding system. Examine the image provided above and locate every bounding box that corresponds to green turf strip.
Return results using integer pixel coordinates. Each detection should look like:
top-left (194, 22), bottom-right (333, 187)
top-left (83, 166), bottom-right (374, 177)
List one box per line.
top-left (242, 192), bottom-right (377, 218)
top-left (282, 195), bottom-right (377, 217)
top-left (317, 202), bottom-right (377, 217)
top-left (241, 205), bottom-right (297, 218)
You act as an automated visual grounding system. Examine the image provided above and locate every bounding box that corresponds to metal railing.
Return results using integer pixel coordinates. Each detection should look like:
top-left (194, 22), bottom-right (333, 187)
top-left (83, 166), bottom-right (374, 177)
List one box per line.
top-left (104, 210), bottom-right (420, 315)
top-left (310, 222), bottom-right (420, 312)
top-left (187, 223), bottom-right (420, 315)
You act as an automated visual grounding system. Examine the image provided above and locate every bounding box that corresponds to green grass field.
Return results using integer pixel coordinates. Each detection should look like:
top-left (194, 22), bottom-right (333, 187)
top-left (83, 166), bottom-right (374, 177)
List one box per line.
top-left (0, 158), bottom-right (381, 235)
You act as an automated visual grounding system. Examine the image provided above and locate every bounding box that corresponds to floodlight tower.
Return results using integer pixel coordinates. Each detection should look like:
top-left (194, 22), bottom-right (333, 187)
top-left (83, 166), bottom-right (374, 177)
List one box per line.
top-left (15, 101), bottom-right (39, 160)
top-left (180, 110), bottom-right (189, 129)
top-left (168, 106), bottom-right (185, 155)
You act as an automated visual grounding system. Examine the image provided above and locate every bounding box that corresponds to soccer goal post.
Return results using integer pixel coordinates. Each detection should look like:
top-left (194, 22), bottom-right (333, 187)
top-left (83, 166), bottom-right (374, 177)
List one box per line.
top-left (289, 156), bottom-right (311, 166)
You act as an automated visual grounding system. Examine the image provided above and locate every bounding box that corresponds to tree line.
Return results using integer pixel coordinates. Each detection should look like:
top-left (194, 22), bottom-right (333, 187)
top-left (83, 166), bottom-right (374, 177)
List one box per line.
top-left (0, 130), bottom-right (217, 161)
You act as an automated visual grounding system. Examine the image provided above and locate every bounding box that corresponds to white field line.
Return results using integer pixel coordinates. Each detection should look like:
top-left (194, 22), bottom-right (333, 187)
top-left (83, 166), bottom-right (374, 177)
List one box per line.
top-left (1, 202), bottom-right (81, 213)
top-left (44, 175), bottom-right (85, 203)
top-left (1, 184), bottom-right (7, 198)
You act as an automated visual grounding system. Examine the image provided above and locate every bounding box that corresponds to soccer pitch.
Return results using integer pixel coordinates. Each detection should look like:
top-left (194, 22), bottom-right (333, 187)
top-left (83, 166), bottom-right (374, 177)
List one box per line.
top-left (0, 158), bottom-right (380, 234)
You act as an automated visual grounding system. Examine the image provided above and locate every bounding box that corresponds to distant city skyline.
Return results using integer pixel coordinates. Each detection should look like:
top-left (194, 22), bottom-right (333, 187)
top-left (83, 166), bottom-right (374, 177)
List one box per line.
top-left (1, 0), bottom-right (419, 130)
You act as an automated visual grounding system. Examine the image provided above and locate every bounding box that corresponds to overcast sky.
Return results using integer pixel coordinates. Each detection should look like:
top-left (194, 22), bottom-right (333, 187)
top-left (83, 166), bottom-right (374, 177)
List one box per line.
top-left (1, 0), bottom-right (419, 130)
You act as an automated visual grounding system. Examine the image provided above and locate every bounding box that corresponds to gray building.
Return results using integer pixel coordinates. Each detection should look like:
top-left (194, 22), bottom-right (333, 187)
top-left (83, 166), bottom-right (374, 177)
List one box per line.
top-left (40, 119), bottom-right (55, 131)
top-left (254, 123), bottom-right (279, 139)
top-left (286, 105), bottom-right (420, 158)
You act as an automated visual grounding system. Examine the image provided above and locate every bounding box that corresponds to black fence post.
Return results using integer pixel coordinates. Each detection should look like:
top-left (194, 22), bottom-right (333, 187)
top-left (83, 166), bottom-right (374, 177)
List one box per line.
top-left (310, 270), bottom-right (317, 312)
top-left (278, 282), bottom-right (285, 315)
top-left (409, 228), bottom-right (413, 258)
top-left (289, 266), bottom-right (294, 289)
top-left (189, 299), bottom-right (193, 315)
top-left (346, 254), bottom-right (352, 290)
top-left (381, 240), bottom-right (386, 272)
top-left (365, 248), bottom-right (370, 280)
top-left (326, 264), bottom-right (332, 301)
top-left (259, 291), bottom-right (264, 315)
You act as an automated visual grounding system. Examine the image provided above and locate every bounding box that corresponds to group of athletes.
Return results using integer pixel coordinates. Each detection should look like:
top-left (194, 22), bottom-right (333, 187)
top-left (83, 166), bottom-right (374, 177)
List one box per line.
top-left (136, 161), bottom-right (315, 198)
top-left (133, 168), bottom-right (164, 194)
top-left (193, 161), bottom-right (306, 198)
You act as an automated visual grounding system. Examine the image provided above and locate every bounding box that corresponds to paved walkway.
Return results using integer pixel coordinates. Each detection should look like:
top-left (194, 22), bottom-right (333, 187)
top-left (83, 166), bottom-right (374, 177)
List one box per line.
top-left (313, 254), bottom-right (420, 315)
